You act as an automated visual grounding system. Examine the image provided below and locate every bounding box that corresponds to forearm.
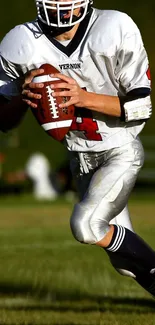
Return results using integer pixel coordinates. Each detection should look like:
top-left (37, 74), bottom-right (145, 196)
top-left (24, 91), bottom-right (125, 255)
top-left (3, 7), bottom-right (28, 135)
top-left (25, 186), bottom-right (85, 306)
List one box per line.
top-left (82, 90), bottom-right (151, 122)
top-left (83, 92), bottom-right (121, 117)
top-left (0, 95), bottom-right (28, 132)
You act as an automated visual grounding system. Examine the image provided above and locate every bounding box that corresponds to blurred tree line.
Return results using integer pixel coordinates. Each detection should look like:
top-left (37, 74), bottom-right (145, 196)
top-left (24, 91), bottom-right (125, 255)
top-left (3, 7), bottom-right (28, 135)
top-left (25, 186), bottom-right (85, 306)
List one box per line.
top-left (0, 0), bottom-right (155, 173)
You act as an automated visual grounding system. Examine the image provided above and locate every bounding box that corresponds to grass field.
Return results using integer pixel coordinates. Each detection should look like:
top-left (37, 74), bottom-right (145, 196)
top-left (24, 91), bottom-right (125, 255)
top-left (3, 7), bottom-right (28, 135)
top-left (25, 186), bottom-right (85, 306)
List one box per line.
top-left (0, 193), bottom-right (154, 324)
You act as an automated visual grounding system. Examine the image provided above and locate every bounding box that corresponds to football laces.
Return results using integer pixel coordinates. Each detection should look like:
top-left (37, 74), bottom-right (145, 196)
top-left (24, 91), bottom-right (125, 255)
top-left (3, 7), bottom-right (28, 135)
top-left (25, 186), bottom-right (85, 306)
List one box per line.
top-left (46, 85), bottom-right (59, 119)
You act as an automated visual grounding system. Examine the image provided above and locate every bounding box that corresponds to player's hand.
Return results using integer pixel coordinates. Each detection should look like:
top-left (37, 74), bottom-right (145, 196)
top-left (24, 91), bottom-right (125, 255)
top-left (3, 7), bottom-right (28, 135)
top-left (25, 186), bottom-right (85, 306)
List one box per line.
top-left (50, 73), bottom-right (88, 108)
top-left (22, 68), bottom-right (44, 108)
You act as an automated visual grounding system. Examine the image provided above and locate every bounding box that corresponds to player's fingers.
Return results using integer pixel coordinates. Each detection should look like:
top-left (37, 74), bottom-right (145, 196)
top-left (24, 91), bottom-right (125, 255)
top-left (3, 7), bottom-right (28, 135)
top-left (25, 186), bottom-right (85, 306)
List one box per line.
top-left (50, 73), bottom-right (77, 85)
top-left (24, 69), bottom-right (44, 83)
top-left (28, 82), bottom-right (44, 89)
top-left (52, 90), bottom-right (75, 98)
top-left (58, 98), bottom-right (75, 108)
top-left (22, 89), bottom-right (41, 99)
top-left (50, 82), bottom-right (73, 90)
top-left (23, 69), bottom-right (44, 88)
top-left (22, 84), bottom-right (43, 91)
top-left (22, 98), bottom-right (38, 108)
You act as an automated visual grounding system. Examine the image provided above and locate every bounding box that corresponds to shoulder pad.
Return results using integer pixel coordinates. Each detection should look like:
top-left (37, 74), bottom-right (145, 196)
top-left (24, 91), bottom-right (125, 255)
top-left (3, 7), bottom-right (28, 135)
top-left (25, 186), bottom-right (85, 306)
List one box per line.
top-left (0, 22), bottom-right (41, 65)
top-left (90, 9), bottom-right (140, 55)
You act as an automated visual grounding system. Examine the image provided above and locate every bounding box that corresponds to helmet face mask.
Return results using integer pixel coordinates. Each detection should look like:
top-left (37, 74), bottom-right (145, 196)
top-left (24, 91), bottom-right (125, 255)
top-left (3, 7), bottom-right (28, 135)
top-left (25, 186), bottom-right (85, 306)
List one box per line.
top-left (35, 0), bottom-right (93, 28)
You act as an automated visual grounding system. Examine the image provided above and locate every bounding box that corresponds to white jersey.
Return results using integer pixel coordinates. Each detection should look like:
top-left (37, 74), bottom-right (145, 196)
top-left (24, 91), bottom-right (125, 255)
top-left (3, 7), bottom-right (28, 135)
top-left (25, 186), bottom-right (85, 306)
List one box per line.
top-left (0, 8), bottom-right (151, 152)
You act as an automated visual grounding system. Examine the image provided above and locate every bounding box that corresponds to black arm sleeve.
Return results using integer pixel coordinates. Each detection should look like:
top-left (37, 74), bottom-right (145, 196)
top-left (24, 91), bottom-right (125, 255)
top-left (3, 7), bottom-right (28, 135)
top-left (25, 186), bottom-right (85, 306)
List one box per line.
top-left (0, 95), bottom-right (28, 132)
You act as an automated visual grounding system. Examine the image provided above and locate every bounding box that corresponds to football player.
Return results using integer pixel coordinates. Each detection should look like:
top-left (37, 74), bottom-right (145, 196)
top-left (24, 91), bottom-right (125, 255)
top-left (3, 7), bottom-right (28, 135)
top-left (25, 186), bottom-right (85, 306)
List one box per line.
top-left (0, 0), bottom-right (155, 296)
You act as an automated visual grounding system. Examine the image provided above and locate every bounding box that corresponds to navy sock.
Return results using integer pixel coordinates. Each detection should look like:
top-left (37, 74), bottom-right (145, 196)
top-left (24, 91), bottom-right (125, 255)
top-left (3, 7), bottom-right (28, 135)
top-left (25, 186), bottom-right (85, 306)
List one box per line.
top-left (105, 225), bottom-right (155, 296)
top-left (106, 225), bottom-right (155, 271)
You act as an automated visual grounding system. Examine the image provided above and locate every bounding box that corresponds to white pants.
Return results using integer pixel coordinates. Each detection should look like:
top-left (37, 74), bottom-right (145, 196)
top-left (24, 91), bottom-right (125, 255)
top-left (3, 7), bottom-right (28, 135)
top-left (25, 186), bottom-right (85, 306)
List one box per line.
top-left (70, 138), bottom-right (144, 244)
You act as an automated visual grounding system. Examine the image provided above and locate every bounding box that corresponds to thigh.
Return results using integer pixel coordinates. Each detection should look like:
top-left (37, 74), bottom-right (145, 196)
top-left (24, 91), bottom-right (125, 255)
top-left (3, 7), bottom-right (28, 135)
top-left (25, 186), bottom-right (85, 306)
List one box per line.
top-left (110, 205), bottom-right (134, 231)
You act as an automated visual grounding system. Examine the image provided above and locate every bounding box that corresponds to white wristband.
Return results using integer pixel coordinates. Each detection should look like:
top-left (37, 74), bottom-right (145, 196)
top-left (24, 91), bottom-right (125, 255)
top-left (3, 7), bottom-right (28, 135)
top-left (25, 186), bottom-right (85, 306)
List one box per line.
top-left (124, 95), bottom-right (152, 122)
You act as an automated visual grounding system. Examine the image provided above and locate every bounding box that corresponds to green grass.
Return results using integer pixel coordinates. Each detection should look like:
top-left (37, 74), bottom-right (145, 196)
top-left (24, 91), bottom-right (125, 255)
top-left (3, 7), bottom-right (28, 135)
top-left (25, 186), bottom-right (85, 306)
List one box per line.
top-left (0, 194), bottom-right (154, 324)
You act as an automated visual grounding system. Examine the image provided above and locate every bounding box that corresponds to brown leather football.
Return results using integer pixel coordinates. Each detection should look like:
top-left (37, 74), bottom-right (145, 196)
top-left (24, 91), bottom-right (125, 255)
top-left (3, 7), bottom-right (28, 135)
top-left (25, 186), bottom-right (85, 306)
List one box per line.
top-left (31, 63), bottom-right (75, 141)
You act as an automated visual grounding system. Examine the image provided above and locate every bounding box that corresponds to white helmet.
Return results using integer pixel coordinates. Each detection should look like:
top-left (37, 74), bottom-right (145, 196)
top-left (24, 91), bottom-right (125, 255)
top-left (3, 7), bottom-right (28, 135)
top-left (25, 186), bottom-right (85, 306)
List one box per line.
top-left (35, 0), bottom-right (93, 28)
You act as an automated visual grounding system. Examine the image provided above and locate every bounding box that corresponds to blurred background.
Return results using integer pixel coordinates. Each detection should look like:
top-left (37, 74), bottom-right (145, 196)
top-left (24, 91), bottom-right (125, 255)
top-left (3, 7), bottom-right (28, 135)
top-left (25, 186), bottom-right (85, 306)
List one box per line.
top-left (0, 0), bottom-right (155, 199)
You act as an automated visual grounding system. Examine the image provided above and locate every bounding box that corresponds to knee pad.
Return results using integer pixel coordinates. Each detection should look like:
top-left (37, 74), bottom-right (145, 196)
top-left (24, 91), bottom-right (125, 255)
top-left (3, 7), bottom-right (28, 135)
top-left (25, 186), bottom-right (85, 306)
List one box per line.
top-left (70, 200), bottom-right (111, 244)
top-left (70, 203), bottom-right (96, 244)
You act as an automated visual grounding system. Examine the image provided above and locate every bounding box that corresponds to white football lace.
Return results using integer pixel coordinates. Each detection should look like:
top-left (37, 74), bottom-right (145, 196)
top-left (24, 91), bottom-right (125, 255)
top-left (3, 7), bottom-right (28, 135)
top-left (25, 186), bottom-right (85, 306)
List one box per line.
top-left (46, 85), bottom-right (59, 119)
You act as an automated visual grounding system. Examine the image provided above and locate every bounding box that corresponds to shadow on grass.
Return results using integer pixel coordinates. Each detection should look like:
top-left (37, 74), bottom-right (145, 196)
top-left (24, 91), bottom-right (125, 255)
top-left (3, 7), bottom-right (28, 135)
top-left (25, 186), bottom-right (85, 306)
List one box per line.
top-left (0, 281), bottom-right (154, 314)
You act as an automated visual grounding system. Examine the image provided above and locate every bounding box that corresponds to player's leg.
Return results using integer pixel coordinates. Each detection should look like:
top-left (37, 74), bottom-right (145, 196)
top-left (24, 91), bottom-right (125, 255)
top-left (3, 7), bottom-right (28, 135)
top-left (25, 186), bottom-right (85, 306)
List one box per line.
top-left (104, 224), bottom-right (155, 296)
top-left (92, 142), bottom-right (155, 296)
top-left (110, 205), bottom-right (134, 231)
top-left (108, 206), bottom-right (155, 285)
top-left (71, 160), bottom-right (135, 277)
top-left (70, 139), bottom-right (155, 296)
top-left (70, 139), bottom-right (142, 245)
top-left (108, 206), bottom-right (136, 278)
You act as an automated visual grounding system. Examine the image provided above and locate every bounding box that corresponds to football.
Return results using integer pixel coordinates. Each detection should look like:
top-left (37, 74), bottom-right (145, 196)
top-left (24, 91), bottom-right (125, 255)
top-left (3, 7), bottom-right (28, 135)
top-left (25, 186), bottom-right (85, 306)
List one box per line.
top-left (31, 63), bottom-right (75, 141)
